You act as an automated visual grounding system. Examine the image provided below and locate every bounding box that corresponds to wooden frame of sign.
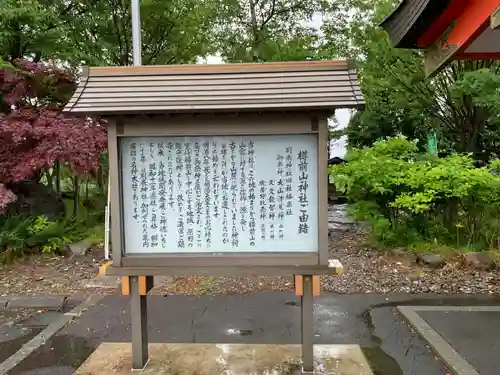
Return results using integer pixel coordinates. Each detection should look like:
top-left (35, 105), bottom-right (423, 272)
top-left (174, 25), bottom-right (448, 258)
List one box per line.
top-left (105, 112), bottom-right (332, 277)
top-left (63, 60), bottom-right (364, 373)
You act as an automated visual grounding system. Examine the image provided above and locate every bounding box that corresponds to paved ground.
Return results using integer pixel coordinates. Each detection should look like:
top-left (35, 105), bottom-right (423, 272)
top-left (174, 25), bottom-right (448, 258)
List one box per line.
top-left (3, 293), bottom-right (500, 375)
top-left (417, 308), bottom-right (500, 375)
top-left (74, 343), bottom-right (374, 375)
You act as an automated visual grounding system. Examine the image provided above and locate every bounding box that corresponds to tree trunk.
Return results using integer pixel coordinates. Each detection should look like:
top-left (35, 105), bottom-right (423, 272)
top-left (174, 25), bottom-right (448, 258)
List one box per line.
top-left (85, 178), bottom-right (90, 202)
top-left (97, 167), bottom-right (103, 193)
top-left (55, 162), bottom-right (61, 196)
top-left (73, 175), bottom-right (80, 217)
top-left (249, 0), bottom-right (260, 62)
top-left (46, 169), bottom-right (53, 189)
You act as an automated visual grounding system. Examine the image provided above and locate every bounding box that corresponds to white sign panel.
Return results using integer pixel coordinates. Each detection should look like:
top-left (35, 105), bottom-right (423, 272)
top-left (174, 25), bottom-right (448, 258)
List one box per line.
top-left (120, 135), bottom-right (318, 254)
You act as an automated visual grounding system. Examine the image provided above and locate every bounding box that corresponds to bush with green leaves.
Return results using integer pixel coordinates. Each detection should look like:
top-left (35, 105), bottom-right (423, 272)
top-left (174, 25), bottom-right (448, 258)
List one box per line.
top-left (331, 136), bottom-right (500, 250)
top-left (0, 197), bottom-right (105, 263)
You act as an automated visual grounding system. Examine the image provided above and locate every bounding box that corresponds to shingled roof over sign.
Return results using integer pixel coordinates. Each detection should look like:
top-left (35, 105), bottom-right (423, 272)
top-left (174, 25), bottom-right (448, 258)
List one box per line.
top-left (380, 0), bottom-right (452, 48)
top-left (63, 60), bottom-right (365, 116)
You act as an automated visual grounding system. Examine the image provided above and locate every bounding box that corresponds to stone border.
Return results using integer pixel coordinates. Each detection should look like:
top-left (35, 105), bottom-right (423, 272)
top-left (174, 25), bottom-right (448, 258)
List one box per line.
top-left (398, 306), bottom-right (500, 375)
top-left (0, 296), bottom-right (69, 312)
top-left (0, 295), bottom-right (102, 375)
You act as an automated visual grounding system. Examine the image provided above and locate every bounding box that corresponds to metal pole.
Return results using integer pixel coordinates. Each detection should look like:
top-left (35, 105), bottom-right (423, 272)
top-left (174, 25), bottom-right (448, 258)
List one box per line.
top-left (130, 2), bottom-right (146, 368)
top-left (131, 0), bottom-right (142, 66)
top-left (301, 275), bottom-right (314, 374)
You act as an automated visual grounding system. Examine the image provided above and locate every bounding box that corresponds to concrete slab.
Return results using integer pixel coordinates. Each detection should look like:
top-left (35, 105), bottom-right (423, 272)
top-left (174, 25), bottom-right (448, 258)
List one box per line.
top-left (398, 306), bottom-right (500, 375)
top-left (81, 275), bottom-right (121, 289)
top-left (82, 275), bottom-right (172, 290)
top-left (0, 326), bottom-right (41, 363)
top-left (15, 311), bottom-right (63, 328)
top-left (6, 296), bottom-right (67, 310)
top-left (419, 310), bottom-right (500, 375)
top-left (0, 296), bottom-right (102, 375)
top-left (74, 343), bottom-right (374, 375)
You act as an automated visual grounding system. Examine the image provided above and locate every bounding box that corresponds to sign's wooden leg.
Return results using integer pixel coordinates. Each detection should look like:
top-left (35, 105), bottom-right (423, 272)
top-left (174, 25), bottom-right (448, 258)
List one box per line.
top-left (122, 276), bottom-right (154, 296)
top-left (130, 276), bottom-right (149, 370)
top-left (300, 275), bottom-right (314, 374)
top-left (295, 275), bottom-right (320, 296)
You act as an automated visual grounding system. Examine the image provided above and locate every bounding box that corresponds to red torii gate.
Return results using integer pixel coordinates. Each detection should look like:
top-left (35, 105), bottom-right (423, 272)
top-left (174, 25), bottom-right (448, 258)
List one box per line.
top-left (380, 0), bottom-right (500, 75)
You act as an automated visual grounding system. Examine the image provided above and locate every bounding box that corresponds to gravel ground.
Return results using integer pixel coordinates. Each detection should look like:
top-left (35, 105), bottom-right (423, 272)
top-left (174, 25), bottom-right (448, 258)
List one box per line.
top-left (1, 204), bottom-right (499, 297)
top-left (156, 227), bottom-right (500, 296)
top-left (158, 204), bottom-right (500, 296)
top-left (0, 247), bottom-right (104, 297)
top-left (323, 229), bottom-right (500, 294)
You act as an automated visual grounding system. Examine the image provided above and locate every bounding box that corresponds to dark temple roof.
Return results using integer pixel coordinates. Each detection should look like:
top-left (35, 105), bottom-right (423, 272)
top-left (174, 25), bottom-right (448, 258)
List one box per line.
top-left (380, 0), bottom-right (452, 48)
top-left (63, 60), bottom-right (365, 116)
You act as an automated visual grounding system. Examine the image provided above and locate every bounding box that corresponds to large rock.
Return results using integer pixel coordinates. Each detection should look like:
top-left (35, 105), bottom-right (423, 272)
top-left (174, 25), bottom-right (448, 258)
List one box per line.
top-left (5, 180), bottom-right (65, 220)
top-left (328, 222), bottom-right (349, 234)
top-left (416, 253), bottom-right (445, 268)
top-left (462, 252), bottom-right (497, 271)
top-left (69, 239), bottom-right (93, 256)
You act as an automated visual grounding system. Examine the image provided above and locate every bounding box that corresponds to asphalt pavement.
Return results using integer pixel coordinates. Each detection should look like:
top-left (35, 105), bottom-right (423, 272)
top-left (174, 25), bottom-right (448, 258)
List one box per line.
top-left (3, 293), bottom-right (500, 375)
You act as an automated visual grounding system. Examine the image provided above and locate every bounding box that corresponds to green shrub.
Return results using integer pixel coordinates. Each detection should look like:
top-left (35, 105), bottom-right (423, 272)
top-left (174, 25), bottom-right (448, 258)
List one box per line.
top-left (0, 197), bottom-right (105, 262)
top-left (331, 136), bottom-right (500, 251)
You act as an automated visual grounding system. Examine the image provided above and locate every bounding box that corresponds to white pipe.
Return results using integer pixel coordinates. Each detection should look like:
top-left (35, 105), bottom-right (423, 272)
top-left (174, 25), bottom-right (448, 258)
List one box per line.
top-left (131, 0), bottom-right (142, 66)
top-left (104, 174), bottom-right (111, 260)
top-left (104, 0), bottom-right (140, 261)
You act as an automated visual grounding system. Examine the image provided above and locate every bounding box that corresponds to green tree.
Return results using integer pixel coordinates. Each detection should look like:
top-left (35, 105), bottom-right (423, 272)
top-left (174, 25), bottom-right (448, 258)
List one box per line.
top-left (321, 0), bottom-right (500, 159)
top-left (70, 0), bottom-right (221, 66)
top-left (0, 0), bottom-right (96, 63)
top-left (0, 0), bottom-right (221, 66)
top-left (215, 0), bottom-right (322, 62)
top-left (451, 68), bottom-right (500, 160)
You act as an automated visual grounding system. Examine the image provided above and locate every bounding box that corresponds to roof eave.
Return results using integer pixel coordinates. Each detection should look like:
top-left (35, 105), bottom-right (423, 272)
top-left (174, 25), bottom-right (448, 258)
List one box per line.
top-left (62, 60), bottom-right (365, 116)
top-left (379, 0), bottom-right (405, 29)
top-left (379, 0), bottom-right (453, 49)
top-left (63, 103), bottom-right (364, 118)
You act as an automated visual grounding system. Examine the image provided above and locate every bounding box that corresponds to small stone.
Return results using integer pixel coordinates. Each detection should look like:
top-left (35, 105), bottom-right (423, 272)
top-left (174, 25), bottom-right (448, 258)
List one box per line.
top-left (417, 253), bottom-right (445, 268)
top-left (408, 271), bottom-right (425, 281)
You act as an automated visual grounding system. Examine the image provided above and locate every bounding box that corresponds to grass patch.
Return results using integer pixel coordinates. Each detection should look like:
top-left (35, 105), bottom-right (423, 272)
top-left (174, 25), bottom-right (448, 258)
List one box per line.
top-left (197, 277), bottom-right (220, 295)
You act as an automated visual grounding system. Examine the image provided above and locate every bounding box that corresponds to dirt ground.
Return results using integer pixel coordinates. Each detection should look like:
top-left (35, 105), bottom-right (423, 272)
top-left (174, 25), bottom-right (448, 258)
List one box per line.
top-left (0, 247), bottom-right (104, 297)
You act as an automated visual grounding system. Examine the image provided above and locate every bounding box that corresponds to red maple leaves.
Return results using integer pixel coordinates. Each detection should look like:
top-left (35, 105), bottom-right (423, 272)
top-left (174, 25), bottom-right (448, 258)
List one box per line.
top-left (0, 59), bottom-right (107, 211)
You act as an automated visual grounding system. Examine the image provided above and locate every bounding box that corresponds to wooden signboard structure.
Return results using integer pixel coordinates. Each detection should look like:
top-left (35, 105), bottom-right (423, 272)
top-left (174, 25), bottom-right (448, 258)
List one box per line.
top-left (380, 0), bottom-right (500, 76)
top-left (63, 60), bottom-right (364, 372)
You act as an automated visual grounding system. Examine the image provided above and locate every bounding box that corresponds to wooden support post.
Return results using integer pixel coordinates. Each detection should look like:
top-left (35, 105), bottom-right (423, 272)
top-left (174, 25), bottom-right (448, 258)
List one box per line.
top-left (130, 276), bottom-right (149, 370)
top-left (122, 276), bottom-right (154, 296)
top-left (300, 275), bottom-right (314, 374)
top-left (295, 275), bottom-right (321, 296)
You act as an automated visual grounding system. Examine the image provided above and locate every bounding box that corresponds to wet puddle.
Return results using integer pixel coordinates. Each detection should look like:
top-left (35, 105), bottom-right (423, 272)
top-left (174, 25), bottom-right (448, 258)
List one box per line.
top-left (7, 335), bottom-right (97, 375)
top-left (0, 309), bottom-right (55, 365)
top-left (0, 325), bottom-right (42, 364)
top-left (359, 296), bottom-right (500, 375)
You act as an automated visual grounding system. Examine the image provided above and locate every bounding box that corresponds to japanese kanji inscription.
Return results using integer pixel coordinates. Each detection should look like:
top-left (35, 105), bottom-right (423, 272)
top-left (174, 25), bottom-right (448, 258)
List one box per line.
top-left (121, 135), bottom-right (318, 254)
